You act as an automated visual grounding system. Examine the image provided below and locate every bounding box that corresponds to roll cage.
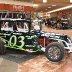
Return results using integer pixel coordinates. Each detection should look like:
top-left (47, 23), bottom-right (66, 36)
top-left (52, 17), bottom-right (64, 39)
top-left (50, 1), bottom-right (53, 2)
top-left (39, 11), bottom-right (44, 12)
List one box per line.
top-left (0, 18), bottom-right (32, 33)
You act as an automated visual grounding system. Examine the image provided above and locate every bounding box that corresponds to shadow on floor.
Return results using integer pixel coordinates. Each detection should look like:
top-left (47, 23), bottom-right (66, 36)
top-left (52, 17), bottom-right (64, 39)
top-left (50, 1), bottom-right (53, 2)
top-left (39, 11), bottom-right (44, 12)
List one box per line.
top-left (0, 49), bottom-right (44, 64)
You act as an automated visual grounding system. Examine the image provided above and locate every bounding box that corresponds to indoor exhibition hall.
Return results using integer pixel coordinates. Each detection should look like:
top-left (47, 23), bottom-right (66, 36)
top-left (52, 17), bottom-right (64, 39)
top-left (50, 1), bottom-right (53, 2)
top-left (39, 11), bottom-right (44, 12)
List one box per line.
top-left (0, 0), bottom-right (72, 72)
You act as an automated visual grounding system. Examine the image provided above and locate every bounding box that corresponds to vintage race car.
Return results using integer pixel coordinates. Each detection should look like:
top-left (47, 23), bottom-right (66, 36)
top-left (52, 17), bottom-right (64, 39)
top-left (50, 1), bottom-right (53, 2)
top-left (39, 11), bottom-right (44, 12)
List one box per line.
top-left (0, 18), bottom-right (72, 62)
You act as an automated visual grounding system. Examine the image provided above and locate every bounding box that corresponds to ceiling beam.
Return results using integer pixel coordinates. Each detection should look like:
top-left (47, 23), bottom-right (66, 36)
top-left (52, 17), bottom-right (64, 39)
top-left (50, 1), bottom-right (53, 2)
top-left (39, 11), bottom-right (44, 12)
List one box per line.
top-left (0, 0), bottom-right (33, 6)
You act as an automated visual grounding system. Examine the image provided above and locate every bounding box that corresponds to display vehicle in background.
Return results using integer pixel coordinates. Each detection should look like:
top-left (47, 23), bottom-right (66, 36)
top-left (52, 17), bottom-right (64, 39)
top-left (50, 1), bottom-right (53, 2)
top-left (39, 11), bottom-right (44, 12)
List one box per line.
top-left (0, 18), bottom-right (72, 62)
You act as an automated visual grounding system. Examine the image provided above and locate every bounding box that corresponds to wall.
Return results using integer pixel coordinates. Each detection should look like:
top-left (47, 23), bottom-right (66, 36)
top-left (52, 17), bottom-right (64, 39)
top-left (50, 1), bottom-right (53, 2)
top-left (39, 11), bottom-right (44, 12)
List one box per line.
top-left (57, 9), bottom-right (72, 24)
top-left (49, 8), bottom-right (72, 24)
top-left (50, 12), bottom-right (58, 17)
top-left (0, 4), bottom-right (34, 12)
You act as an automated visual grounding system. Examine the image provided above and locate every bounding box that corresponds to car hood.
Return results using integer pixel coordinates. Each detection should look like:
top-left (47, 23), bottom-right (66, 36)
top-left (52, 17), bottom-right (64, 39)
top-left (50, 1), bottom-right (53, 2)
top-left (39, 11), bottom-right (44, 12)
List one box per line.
top-left (41, 31), bottom-right (67, 40)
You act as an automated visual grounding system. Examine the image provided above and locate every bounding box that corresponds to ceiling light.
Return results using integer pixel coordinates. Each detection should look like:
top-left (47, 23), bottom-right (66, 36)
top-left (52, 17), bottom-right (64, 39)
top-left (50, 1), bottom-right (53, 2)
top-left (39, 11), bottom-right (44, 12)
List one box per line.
top-left (70, 0), bottom-right (72, 3)
top-left (47, 5), bottom-right (72, 13)
top-left (43, 0), bottom-right (47, 3)
top-left (41, 11), bottom-right (43, 12)
top-left (45, 9), bottom-right (47, 10)
top-left (33, 4), bottom-right (38, 7)
top-left (48, 7), bottom-right (51, 8)
top-left (52, 5), bottom-right (56, 7)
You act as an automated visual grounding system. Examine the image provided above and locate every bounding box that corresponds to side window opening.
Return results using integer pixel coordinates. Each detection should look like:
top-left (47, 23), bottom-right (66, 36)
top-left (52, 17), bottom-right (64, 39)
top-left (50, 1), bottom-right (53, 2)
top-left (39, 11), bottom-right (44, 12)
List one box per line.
top-left (1, 21), bottom-right (13, 31)
top-left (17, 22), bottom-right (29, 32)
top-left (24, 22), bottom-right (29, 31)
top-left (13, 22), bottom-right (18, 31)
top-left (0, 21), bottom-right (29, 32)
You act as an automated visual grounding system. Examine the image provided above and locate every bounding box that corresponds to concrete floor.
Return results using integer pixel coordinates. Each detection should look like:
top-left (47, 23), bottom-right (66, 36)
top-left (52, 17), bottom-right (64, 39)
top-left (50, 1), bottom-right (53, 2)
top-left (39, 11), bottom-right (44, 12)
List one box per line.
top-left (18, 27), bottom-right (72, 72)
top-left (0, 58), bottom-right (18, 72)
top-left (1, 27), bottom-right (72, 72)
top-left (19, 54), bottom-right (72, 72)
top-left (0, 50), bottom-right (37, 72)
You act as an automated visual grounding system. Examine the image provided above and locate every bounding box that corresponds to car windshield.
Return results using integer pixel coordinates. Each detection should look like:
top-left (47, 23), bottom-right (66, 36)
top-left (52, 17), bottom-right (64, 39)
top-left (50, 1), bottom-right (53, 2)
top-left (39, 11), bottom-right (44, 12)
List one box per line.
top-left (0, 20), bottom-right (29, 32)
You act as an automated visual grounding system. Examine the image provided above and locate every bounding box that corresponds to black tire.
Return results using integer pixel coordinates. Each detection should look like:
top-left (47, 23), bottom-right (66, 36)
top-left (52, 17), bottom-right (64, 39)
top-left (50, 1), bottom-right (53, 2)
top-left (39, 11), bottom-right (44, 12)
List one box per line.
top-left (0, 40), bottom-right (6, 54)
top-left (45, 42), bottom-right (64, 62)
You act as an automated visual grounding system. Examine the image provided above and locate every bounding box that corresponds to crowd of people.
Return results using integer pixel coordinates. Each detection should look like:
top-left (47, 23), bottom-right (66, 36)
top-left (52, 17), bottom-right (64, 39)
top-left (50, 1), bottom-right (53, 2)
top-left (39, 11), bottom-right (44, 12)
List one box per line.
top-left (42, 17), bottom-right (69, 30)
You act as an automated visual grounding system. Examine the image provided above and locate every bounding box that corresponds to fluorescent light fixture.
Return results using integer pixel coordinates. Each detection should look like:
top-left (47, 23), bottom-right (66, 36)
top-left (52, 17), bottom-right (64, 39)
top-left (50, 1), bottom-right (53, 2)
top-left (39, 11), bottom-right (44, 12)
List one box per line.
top-left (43, 0), bottom-right (47, 3)
top-left (48, 7), bottom-right (51, 8)
top-left (48, 5), bottom-right (72, 13)
top-left (33, 4), bottom-right (38, 7)
top-left (48, 14), bottom-right (51, 18)
top-left (52, 5), bottom-right (56, 7)
top-left (70, 0), bottom-right (72, 3)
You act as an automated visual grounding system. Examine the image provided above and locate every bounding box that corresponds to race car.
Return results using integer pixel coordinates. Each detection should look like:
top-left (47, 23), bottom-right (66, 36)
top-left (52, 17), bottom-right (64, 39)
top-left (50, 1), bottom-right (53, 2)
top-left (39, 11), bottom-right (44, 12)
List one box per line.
top-left (0, 18), bottom-right (72, 62)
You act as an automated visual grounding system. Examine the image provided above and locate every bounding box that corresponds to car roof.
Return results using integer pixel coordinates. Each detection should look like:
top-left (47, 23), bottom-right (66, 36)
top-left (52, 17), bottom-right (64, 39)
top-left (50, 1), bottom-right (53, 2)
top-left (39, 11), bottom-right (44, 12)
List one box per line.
top-left (0, 18), bottom-right (31, 23)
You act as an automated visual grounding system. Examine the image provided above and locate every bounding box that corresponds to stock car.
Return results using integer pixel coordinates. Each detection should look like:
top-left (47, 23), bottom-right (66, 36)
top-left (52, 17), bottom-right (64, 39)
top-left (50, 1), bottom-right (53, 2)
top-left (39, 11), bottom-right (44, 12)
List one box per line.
top-left (0, 18), bottom-right (72, 62)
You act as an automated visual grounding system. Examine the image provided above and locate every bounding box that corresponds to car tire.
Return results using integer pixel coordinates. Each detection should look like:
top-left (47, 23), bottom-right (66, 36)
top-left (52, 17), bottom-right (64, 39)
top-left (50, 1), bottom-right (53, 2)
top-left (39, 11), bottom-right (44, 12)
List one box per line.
top-left (0, 40), bottom-right (6, 54)
top-left (45, 42), bottom-right (64, 62)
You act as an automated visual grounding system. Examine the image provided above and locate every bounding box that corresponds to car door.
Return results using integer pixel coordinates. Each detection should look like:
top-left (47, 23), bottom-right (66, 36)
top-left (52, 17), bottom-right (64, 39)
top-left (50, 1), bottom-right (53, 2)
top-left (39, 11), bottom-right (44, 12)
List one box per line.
top-left (5, 21), bottom-right (28, 50)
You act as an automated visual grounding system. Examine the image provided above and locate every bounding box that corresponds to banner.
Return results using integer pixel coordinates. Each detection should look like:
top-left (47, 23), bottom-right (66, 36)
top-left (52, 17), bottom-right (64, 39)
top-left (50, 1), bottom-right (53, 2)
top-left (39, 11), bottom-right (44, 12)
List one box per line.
top-left (0, 4), bottom-right (33, 12)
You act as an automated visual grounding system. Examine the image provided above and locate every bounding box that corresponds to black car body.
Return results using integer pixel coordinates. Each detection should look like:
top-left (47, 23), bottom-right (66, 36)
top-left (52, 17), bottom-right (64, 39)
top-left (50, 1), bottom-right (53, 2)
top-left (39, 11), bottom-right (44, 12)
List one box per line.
top-left (0, 18), bottom-right (72, 62)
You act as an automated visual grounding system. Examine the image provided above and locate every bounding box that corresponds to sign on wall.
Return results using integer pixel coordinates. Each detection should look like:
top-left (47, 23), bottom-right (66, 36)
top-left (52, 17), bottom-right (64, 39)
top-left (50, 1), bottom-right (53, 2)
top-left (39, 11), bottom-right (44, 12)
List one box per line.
top-left (0, 4), bottom-right (33, 12)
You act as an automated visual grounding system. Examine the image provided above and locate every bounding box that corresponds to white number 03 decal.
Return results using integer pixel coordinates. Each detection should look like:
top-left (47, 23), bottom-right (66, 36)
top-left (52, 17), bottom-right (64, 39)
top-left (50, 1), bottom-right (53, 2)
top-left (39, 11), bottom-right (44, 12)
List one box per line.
top-left (9, 35), bottom-right (25, 48)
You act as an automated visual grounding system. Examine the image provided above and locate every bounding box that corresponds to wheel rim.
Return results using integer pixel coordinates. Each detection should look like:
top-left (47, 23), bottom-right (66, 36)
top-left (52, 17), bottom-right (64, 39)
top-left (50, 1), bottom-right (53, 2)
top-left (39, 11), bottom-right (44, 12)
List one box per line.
top-left (48, 46), bottom-right (61, 60)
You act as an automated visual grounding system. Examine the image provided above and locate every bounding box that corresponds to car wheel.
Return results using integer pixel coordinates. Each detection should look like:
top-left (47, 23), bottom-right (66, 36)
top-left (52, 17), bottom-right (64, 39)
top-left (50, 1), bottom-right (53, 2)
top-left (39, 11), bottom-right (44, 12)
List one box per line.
top-left (0, 40), bottom-right (6, 54)
top-left (45, 42), bottom-right (64, 62)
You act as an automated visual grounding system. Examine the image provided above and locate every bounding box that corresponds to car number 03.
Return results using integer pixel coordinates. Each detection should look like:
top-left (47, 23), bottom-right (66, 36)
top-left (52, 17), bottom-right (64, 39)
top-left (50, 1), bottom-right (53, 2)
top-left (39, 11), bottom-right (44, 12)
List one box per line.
top-left (9, 35), bottom-right (25, 48)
